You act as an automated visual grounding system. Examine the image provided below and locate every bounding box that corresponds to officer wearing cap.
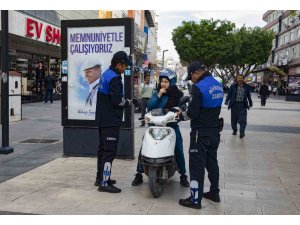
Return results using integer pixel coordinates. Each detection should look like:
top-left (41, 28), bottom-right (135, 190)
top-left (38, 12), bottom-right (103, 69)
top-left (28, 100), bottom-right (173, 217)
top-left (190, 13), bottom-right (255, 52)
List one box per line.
top-left (82, 61), bottom-right (102, 106)
top-left (95, 51), bottom-right (132, 193)
top-left (179, 61), bottom-right (224, 209)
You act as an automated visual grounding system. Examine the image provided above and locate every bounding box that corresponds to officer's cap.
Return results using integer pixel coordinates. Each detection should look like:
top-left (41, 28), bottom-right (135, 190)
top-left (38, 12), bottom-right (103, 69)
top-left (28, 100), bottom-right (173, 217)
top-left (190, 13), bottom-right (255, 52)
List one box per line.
top-left (186, 61), bottom-right (205, 80)
top-left (111, 51), bottom-right (133, 66)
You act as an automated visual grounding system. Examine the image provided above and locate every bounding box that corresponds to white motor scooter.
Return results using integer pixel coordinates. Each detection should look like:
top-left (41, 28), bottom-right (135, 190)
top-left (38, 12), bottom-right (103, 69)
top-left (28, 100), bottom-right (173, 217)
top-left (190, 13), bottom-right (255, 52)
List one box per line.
top-left (139, 97), bottom-right (189, 198)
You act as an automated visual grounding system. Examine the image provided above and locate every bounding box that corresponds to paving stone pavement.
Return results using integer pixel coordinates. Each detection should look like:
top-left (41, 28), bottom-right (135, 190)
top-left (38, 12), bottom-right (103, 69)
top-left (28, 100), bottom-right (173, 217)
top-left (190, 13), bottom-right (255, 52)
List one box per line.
top-left (0, 94), bottom-right (300, 215)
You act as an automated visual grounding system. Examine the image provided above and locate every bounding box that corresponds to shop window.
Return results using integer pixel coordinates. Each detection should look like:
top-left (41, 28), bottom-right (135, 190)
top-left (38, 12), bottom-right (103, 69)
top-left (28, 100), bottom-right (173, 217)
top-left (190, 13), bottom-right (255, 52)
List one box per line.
top-left (15, 81), bottom-right (18, 89)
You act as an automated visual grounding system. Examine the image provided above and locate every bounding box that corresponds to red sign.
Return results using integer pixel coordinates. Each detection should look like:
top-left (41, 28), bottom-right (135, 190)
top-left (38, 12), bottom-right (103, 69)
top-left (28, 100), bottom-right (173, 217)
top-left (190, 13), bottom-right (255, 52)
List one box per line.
top-left (26, 17), bottom-right (61, 45)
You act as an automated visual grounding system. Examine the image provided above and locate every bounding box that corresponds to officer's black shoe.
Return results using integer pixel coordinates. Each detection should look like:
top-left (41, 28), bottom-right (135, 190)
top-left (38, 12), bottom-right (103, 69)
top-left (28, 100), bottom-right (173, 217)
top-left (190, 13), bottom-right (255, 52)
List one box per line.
top-left (180, 174), bottom-right (190, 187)
top-left (140, 124), bottom-right (145, 127)
top-left (202, 192), bottom-right (221, 202)
top-left (232, 131), bottom-right (237, 135)
top-left (94, 179), bottom-right (116, 186)
top-left (179, 196), bottom-right (202, 209)
top-left (98, 184), bottom-right (121, 193)
top-left (240, 133), bottom-right (245, 139)
top-left (131, 173), bottom-right (143, 186)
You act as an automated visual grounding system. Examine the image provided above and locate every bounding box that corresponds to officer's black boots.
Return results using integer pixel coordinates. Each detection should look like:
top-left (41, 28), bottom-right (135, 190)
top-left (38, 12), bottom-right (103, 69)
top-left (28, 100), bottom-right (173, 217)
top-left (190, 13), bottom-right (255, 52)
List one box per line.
top-left (202, 192), bottom-right (221, 202)
top-left (94, 179), bottom-right (116, 186)
top-left (179, 196), bottom-right (202, 209)
top-left (132, 173), bottom-right (143, 186)
top-left (180, 174), bottom-right (190, 187)
top-left (232, 131), bottom-right (237, 135)
top-left (98, 184), bottom-right (121, 193)
top-left (240, 133), bottom-right (245, 139)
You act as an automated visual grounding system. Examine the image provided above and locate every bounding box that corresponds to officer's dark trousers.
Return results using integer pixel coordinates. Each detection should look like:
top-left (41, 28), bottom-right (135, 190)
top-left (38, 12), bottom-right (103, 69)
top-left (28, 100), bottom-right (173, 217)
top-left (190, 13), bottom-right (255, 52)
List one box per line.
top-left (189, 129), bottom-right (220, 203)
top-left (97, 126), bottom-right (120, 186)
top-left (231, 102), bottom-right (247, 133)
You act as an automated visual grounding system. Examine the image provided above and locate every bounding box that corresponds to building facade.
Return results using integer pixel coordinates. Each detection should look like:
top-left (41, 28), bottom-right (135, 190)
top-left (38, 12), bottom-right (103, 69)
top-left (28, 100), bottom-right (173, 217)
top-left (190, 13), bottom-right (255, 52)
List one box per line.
top-left (99, 10), bottom-right (157, 85)
top-left (256, 10), bottom-right (300, 99)
top-left (0, 10), bottom-right (99, 100)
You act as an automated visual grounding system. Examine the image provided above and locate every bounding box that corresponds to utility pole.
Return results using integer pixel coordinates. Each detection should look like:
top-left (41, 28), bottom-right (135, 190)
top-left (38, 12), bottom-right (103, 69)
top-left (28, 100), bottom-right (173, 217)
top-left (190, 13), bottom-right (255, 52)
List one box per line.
top-left (0, 10), bottom-right (14, 154)
top-left (162, 49), bottom-right (168, 69)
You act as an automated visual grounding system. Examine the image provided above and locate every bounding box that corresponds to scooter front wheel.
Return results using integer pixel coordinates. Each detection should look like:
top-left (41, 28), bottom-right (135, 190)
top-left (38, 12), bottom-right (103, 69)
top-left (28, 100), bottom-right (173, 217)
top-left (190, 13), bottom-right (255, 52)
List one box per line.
top-left (149, 166), bottom-right (164, 198)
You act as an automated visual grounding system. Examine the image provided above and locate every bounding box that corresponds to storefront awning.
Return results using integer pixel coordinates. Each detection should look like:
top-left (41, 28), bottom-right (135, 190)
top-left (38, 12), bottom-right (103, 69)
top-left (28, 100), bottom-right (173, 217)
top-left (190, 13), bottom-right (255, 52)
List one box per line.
top-left (268, 65), bottom-right (287, 77)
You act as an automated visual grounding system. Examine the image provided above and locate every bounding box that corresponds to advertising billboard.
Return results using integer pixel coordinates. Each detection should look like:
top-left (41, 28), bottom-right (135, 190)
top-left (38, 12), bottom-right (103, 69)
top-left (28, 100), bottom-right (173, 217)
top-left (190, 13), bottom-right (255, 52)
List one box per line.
top-left (288, 75), bottom-right (300, 95)
top-left (61, 18), bottom-right (134, 128)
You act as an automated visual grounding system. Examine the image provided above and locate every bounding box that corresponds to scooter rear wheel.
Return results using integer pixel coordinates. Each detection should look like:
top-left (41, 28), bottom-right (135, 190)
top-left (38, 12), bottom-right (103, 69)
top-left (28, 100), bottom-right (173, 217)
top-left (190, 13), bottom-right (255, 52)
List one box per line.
top-left (149, 166), bottom-right (164, 198)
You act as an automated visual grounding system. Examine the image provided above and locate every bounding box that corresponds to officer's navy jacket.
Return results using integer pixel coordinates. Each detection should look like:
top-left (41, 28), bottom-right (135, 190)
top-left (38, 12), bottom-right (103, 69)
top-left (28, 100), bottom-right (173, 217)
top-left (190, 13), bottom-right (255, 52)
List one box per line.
top-left (225, 83), bottom-right (253, 110)
top-left (186, 72), bottom-right (224, 134)
top-left (96, 66), bottom-right (129, 127)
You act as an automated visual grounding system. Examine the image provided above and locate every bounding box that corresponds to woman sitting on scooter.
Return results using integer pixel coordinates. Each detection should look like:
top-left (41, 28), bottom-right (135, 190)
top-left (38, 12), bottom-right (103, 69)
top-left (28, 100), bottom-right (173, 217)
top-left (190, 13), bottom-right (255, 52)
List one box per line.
top-left (131, 68), bottom-right (190, 187)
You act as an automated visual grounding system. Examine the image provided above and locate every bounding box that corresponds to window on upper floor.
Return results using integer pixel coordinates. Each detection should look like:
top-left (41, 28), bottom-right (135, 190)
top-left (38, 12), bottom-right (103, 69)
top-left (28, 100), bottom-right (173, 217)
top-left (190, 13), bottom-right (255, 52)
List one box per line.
top-left (292, 48), bottom-right (296, 58)
top-left (278, 37), bottom-right (281, 46)
top-left (274, 54), bottom-right (278, 63)
top-left (290, 32), bottom-right (294, 42)
top-left (298, 29), bottom-right (300, 38)
top-left (284, 35), bottom-right (288, 44)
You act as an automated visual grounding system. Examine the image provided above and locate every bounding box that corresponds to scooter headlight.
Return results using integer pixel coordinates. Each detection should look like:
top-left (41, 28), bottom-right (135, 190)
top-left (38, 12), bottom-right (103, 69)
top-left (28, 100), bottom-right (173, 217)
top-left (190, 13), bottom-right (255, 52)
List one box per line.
top-left (149, 128), bottom-right (171, 140)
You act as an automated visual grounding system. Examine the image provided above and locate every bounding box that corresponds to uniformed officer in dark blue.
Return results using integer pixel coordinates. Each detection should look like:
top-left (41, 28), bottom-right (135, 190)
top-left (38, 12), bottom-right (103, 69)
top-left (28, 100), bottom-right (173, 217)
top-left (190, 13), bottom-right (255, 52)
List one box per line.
top-left (95, 51), bottom-right (132, 193)
top-left (179, 62), bottom-right (224, 209)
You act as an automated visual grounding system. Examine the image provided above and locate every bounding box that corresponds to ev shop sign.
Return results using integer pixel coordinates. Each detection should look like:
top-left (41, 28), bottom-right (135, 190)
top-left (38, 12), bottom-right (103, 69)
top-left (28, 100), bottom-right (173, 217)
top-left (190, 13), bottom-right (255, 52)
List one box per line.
top-left (25, 18), bottom-right (61, 45)
top-left (0, 11), bottom-right (60, 46)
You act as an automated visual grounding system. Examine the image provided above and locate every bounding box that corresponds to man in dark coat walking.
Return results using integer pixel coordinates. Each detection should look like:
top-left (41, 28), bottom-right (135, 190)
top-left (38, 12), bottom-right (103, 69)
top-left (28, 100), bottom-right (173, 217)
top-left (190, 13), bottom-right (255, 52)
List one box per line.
top-left (259, 83), bottom-right (269, 106)
top-left (225, 74), bottom-right (253, 138)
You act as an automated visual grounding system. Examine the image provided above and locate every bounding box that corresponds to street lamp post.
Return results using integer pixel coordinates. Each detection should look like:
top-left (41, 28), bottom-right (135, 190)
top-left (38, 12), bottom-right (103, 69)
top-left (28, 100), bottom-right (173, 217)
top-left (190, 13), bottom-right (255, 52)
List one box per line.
top-left (162, 49), bottom-right (168, 69)
top-left (0, 10), bottom-right (14, 154)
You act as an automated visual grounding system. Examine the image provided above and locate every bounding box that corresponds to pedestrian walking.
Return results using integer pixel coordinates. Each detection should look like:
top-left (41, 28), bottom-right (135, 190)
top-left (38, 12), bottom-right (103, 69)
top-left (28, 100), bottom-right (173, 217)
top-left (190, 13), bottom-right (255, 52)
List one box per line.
top-left (139, 73), bottom-right (154, 127)
top-left (131, 69), bottom-right (189, 187)
top-left (44, 72), bottom-right (56, 104)
top-left (225, 74), bottom-right (253, 138)
top-left (35, 61), bottom-right (45, 96)
top-left (259, 83), bottom-right (269, 106)
top-left (178, 62), bottom-right (224, 209)
top-left (95, 51), bottom-right (132, 193)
